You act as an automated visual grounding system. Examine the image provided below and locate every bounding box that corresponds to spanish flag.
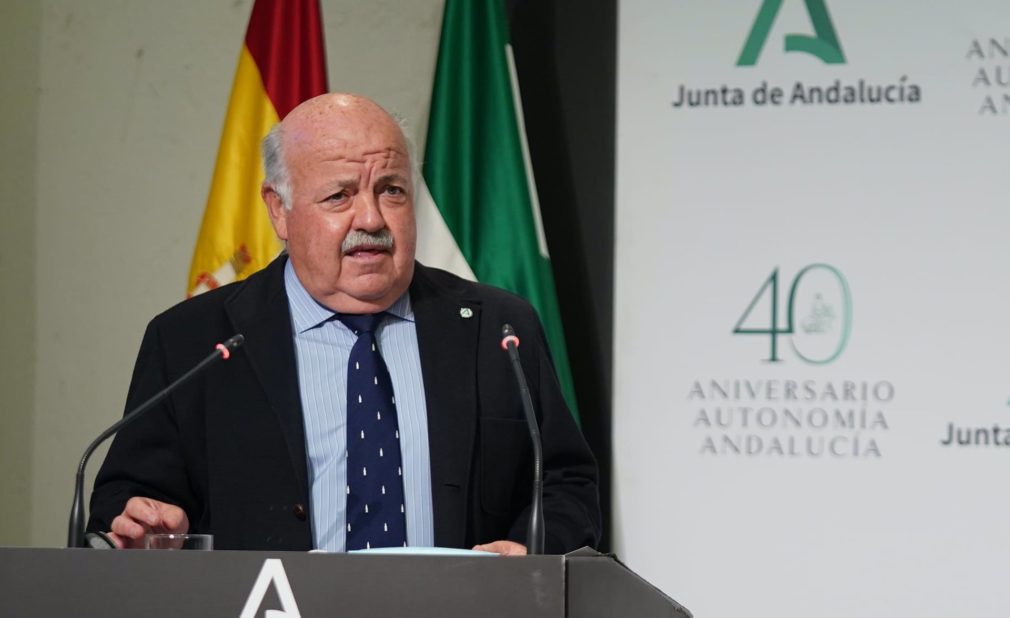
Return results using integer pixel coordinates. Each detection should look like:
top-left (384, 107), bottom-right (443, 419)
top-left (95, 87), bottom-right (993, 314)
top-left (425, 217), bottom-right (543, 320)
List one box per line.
top-left (188, 0), bottom-right (327, 296)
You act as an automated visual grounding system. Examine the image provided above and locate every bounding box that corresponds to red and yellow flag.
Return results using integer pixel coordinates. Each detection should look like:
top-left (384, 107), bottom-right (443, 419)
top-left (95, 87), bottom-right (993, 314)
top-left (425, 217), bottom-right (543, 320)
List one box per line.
top-left (188, 0), bottom-right (328, 295)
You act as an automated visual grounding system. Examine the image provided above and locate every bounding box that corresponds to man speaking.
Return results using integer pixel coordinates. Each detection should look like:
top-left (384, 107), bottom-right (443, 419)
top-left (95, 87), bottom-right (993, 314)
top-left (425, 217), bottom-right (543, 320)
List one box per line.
top-left (87, 93), bottom-right (601, 555)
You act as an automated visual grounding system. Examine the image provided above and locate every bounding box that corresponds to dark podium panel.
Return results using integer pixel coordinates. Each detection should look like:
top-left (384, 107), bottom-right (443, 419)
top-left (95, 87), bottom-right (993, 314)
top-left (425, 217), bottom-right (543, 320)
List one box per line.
top-left (0, 547), bottom-right (690, 617)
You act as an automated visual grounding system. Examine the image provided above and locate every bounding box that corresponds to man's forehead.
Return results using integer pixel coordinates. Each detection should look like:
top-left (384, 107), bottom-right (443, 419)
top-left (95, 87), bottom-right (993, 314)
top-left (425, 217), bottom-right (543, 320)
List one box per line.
top-left (288, 123), bottom-right (403, 147)
top-left (287, 125), bottom-right (408, 163)
top-left (279, 95), bottom-right (413, 176)
top-left (306, 145), bottom-right (410, 170)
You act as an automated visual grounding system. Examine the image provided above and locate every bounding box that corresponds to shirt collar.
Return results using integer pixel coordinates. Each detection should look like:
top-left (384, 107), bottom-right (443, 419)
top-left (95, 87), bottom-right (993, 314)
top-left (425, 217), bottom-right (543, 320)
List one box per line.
top-left (284, 259), bottom-right (414, 334)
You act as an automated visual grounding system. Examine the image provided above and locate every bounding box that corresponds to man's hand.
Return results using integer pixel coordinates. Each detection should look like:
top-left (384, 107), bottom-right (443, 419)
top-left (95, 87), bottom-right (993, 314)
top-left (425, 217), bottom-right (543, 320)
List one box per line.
top-left (472, 540), bottom-right (528, 556)
top-left (107, 497), bottom-right (189, 549)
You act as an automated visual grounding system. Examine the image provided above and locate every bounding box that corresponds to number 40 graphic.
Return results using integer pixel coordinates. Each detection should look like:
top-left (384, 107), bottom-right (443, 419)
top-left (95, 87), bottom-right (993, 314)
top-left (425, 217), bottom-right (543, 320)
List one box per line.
top-left (733, 264), bottom-right (852, 364)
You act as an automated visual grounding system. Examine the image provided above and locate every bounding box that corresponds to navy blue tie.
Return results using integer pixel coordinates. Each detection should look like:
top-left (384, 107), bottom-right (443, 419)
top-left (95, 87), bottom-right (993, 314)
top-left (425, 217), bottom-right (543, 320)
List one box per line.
top-left (338, 313), bottom-right (407, 551)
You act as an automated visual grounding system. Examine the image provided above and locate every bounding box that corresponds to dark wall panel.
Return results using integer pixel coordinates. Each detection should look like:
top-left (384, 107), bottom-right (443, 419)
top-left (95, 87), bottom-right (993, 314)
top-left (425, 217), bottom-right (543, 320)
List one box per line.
top-left (508, 0), bottom-right (616, 551)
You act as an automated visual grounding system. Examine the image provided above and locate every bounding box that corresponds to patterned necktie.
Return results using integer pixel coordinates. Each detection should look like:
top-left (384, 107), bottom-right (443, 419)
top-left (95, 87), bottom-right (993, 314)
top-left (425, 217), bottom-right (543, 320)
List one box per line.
top-left (337, 313), bottom-right (407, 551)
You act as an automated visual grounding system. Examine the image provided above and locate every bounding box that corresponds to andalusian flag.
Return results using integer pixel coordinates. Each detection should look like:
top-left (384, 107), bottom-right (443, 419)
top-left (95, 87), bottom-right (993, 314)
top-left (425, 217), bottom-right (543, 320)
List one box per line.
top-left (417, 0), bottom-right (579, 419)
top-left (188, 0), bottom-right (327, 295)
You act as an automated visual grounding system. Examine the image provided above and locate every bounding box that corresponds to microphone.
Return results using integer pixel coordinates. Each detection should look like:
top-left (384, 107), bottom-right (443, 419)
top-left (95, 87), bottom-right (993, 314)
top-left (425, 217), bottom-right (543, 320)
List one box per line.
top-left (67, 334), bottom-right (245, 548)
top-left (500, 324), bottom-right (545, 555)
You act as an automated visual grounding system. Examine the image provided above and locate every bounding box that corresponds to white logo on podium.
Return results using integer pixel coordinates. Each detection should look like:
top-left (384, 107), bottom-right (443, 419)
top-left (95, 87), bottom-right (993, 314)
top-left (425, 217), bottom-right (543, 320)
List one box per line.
top-left (240, 558), bottom-right (302, 618)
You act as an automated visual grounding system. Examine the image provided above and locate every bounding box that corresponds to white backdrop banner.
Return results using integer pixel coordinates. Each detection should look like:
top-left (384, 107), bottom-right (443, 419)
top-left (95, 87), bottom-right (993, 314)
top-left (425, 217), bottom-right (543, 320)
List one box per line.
top-left (614, 2), bottom-right (1010, 617)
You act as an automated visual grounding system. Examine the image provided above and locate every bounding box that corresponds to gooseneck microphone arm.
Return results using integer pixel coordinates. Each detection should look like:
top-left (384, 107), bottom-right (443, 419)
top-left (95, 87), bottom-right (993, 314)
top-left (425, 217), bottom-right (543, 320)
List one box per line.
top-left (500, 324), bottom-right (545, 555)
top-left (67, 334), bottom-right (245, 548)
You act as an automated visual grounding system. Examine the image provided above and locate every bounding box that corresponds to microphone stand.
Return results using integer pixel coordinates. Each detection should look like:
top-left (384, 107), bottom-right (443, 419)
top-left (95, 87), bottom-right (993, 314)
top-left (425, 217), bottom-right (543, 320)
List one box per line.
top-left (66, 334), bottom-right (244, 548)
top-left (500, 324), bottom-right (545, 555)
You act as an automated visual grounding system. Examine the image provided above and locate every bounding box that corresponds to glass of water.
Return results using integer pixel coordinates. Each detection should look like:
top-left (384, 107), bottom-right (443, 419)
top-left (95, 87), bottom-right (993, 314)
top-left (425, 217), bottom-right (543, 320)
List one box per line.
top-left (144, 533), bottom-right (213, 550)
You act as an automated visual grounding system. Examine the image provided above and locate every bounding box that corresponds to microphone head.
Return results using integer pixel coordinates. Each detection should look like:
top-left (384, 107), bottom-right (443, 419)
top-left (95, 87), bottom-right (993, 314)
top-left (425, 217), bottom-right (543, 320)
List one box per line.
top-left (500, 324), bottom-right (520, 351)
top-left (223, 334), bottom-right (245, 350)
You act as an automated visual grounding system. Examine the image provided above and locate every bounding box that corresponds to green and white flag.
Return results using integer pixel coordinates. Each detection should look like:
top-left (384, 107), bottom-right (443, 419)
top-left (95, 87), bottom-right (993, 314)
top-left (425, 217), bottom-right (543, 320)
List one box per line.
top-left (414, 0), bottom-right (579, 420)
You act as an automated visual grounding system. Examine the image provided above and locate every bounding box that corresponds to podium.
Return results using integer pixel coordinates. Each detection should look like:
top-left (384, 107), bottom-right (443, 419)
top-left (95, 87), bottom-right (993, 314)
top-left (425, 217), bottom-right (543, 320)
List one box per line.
top-left (0, 547), bottom-right (691, 617)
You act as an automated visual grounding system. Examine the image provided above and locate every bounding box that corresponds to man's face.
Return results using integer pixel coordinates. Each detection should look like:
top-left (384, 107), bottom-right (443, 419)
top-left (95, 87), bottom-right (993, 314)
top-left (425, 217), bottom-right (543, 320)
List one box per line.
top-left (264, 99), bottom-right (416, 313)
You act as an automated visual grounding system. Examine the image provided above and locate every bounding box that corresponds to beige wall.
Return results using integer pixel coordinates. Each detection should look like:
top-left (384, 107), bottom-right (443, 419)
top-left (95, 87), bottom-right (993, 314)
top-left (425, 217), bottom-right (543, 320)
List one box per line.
top-left (0, 0), bottom-right (41, 547)
top-left (0, 0), bottom-right (443, 547)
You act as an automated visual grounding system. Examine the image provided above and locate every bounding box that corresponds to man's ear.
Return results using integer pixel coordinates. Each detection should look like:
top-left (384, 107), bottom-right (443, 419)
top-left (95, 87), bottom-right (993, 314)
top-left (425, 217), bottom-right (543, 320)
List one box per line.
top-left (262, 184), bottom-right (289, 240)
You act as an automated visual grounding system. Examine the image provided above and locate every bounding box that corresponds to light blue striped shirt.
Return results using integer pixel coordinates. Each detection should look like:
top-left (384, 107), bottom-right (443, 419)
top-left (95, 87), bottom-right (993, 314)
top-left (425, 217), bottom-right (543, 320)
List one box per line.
top-left (284, 260), bottom-right (434, 552)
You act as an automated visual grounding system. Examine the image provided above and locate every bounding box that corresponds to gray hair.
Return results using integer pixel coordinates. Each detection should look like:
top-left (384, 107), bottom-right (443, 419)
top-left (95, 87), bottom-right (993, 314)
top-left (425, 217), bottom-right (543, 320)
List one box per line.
top-left (260, 111), bottom-right (420, 210)
top-left (390, 113), bottom-right (422, 189)
top-left (261, 123), bottom-right (292, 208)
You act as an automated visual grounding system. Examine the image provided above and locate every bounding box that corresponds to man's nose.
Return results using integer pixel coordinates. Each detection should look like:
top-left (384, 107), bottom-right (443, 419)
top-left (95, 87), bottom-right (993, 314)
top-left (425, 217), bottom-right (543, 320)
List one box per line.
top-left (352, 192), bottom-right (386, 231)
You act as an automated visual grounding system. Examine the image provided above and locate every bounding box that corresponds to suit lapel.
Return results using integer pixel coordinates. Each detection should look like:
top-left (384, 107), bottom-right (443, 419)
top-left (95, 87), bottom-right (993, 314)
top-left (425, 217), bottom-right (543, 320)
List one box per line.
top-left (411, 264), bottom-right (480, 548)
top-left (224, 257), bottom-right (309, 498)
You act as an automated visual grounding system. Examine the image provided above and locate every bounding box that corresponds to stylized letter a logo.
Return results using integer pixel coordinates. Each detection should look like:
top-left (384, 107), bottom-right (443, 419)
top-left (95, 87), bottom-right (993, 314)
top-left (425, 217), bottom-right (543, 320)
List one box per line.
top-left (737, 0), bottom-right (845, 66)
top-left (240, 559), bottom-right (302, 618)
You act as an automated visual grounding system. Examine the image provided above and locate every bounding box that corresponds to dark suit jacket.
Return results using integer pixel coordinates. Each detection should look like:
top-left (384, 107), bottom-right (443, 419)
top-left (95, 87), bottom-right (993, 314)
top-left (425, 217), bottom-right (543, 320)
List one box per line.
top-left (88, 256), bottom-right (601, 553)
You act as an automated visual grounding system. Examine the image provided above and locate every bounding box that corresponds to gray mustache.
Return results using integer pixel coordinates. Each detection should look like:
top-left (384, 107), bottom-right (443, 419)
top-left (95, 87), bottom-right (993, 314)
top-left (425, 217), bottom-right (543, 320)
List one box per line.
top-left (341, 229), bottom-right (394, 254)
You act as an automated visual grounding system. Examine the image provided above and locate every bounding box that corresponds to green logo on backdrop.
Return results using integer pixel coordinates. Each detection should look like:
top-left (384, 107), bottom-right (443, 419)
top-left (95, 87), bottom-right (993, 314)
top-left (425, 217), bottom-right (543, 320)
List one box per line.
top-left (732, 264), bottom-right (852, 364)
top-left (737, 0), bottom-right (846, 66)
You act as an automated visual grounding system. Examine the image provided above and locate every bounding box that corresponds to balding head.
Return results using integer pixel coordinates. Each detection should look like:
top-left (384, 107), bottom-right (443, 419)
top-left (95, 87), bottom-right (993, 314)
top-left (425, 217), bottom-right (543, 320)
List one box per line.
top-left (263, 94), bottom-right (415, 209)
top-left (261, 93), bottom-right (417, 313)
